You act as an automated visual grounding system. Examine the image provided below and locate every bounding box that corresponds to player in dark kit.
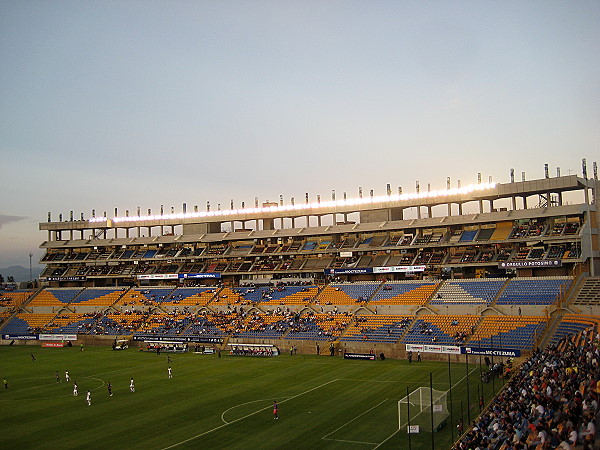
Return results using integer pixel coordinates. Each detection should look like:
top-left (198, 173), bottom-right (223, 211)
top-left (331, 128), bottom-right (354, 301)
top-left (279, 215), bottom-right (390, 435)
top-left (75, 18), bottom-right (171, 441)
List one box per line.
top-left (108, 381), bottom-right (113, 396)
top-left (273, 401), bottom-right (279, 419)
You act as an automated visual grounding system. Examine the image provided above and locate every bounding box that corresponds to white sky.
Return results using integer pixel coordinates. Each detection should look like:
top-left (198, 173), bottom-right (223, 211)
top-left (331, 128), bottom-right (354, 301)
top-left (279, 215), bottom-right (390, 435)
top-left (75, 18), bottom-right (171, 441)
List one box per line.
top-left (1, 1), bottom-right (599, 267)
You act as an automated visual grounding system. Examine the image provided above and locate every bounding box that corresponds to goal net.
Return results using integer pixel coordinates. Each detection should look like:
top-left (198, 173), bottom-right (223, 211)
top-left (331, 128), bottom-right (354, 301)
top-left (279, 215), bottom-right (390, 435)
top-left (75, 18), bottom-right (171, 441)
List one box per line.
top-left (398, 387), bottom-right (449, 433)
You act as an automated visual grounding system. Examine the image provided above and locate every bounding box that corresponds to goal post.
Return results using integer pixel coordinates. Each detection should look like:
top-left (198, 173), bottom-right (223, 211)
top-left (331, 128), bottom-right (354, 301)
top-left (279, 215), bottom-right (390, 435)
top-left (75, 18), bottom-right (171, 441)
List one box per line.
top-left (398, 387), bottom-right (449, 433)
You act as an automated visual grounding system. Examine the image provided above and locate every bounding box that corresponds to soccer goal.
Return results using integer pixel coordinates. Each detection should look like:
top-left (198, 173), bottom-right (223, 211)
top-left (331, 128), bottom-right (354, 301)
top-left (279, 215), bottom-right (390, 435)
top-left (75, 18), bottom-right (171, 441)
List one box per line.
top-left (398, 387), bottom-right (449, 433)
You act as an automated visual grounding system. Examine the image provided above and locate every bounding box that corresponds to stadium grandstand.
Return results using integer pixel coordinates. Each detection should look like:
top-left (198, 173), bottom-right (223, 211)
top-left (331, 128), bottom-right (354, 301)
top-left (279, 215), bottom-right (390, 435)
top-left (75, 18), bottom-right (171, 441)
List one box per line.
top-left (0, 161), bottom-right (597, 354)
top-left (1, 161), bottom-right (599, 448)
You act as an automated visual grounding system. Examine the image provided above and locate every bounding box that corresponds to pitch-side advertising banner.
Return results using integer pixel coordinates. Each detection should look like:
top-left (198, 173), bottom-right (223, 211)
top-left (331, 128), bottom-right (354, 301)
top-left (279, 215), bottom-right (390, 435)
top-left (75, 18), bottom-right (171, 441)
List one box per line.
top-left (405, 343), bottom-right (461, 355)
top-left (39, 334), bottom-right (77, 341)
top-left (463, 347), bottom-right (521, 357)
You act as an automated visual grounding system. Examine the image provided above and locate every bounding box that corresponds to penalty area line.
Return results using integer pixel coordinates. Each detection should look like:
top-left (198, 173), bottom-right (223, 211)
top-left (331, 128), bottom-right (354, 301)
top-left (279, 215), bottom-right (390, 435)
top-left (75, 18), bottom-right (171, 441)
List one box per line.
top-left (322, 398), bottom-right (388, 446)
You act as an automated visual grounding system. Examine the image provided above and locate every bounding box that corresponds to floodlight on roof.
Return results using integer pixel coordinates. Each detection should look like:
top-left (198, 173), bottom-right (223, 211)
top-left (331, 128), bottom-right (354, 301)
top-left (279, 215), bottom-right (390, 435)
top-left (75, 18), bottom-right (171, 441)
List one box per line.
top-left (86, 182), bottom-right (497, 224)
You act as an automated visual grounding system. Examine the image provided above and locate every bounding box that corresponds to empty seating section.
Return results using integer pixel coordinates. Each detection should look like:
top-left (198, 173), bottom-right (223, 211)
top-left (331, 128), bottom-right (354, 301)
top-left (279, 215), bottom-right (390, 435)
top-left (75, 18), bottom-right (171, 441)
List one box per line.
top-left (431, 279), bottom-right (506, 305)
top-left (317, 283), bottom-right (379, 305)
top-left (573, 278), bottom-right (600, 305)
top-left (490, 222), bottom-right (512, 240)
top-left (164, 287), bottom-right (217, 306)
top-left (549, 315), bottom-right (600, 346)
top-left (496, 277), bottom-right (572, 305)
top-left (401, 315), bottom-right (479, 345)
top-left (69, 288), bottom-right (124, 308)
top-left (342, 315), bottom-right (413, 343)
top-left (29, 289), bottom-right (82, 307)
top-left (459, 230), bottom-right (478, 242)
top-left (476, 228), bottom-right (495, 241)
top-left (302, 240), bottom-right (317, 251)
top-left (371, 281), bottom-right (438, 305)
top-left (467, 316), bottom-right (547, 350)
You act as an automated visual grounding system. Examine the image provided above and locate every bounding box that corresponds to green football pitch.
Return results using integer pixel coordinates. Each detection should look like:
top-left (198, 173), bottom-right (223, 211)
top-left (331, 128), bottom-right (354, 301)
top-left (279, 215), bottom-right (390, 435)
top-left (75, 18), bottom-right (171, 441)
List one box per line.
top-left (0, 346), bottom-right (504, 449)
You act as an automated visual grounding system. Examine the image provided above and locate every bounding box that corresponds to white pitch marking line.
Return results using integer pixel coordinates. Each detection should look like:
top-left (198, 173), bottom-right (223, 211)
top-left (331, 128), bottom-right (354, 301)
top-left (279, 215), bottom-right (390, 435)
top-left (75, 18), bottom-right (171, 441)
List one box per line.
top-left (162, 378), bottom-right (339, 449)
top-left (322, 398), bottom-right (388, 445)
top-left (324, 438), bottom-right (380, 445)
top-left (339, 378), bottom-right (452, 385)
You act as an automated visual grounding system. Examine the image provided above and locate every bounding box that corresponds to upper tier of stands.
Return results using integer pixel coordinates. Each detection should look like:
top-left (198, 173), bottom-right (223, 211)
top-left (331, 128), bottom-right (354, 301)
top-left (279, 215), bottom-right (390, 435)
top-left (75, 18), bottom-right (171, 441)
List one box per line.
top-left (495, 277), bottom-right (572, 305)
top-left (28, 289), bottom-right (81, 307)
top-left (430, 279), bottom-right (505, 305)
top-left (13, 277), bottom-right (579, 317)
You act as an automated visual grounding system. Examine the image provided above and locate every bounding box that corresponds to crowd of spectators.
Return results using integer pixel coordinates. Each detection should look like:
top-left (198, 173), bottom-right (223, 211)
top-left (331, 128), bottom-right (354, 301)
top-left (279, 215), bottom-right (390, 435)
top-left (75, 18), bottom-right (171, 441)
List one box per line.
top-left (456, 329), bottom-right (599, 450)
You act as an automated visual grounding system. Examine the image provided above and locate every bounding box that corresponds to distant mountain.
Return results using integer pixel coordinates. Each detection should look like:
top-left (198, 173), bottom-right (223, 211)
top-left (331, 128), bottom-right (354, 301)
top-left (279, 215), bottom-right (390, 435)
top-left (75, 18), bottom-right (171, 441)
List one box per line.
top-left (0, 265), bottom-right (43, 283)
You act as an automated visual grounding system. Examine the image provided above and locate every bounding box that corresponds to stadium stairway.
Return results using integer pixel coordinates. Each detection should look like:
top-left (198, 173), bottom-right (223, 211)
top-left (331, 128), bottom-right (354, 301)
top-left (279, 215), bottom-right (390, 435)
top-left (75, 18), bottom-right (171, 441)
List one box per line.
top-left (485, 278), bottom-right (510, 309)
top-left (570, 276), bottom-right (600, 312)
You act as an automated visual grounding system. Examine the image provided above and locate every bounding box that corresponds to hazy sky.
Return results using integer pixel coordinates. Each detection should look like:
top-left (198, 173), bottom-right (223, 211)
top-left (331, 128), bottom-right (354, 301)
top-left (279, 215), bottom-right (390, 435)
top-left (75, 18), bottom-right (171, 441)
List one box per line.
top-left (1, 1), bottom-right (599, 268)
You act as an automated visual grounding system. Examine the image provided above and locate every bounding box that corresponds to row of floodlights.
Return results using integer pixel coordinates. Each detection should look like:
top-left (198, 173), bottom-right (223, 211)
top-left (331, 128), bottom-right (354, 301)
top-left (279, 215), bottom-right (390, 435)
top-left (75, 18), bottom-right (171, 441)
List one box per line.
top-left (88, 182), bottom-right (497, 224)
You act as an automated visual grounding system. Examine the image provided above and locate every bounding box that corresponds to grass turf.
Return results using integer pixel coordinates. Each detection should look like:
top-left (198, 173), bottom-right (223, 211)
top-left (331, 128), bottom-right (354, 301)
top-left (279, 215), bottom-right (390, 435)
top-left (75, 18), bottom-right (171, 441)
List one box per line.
top-left (0, 346), bottom-right (504, 449)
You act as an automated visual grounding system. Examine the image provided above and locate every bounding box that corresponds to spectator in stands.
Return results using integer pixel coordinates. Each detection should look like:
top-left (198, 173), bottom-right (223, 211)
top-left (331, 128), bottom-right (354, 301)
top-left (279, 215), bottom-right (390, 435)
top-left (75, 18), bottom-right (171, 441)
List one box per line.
top-left (456, 329), bottom-right (600, 450)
